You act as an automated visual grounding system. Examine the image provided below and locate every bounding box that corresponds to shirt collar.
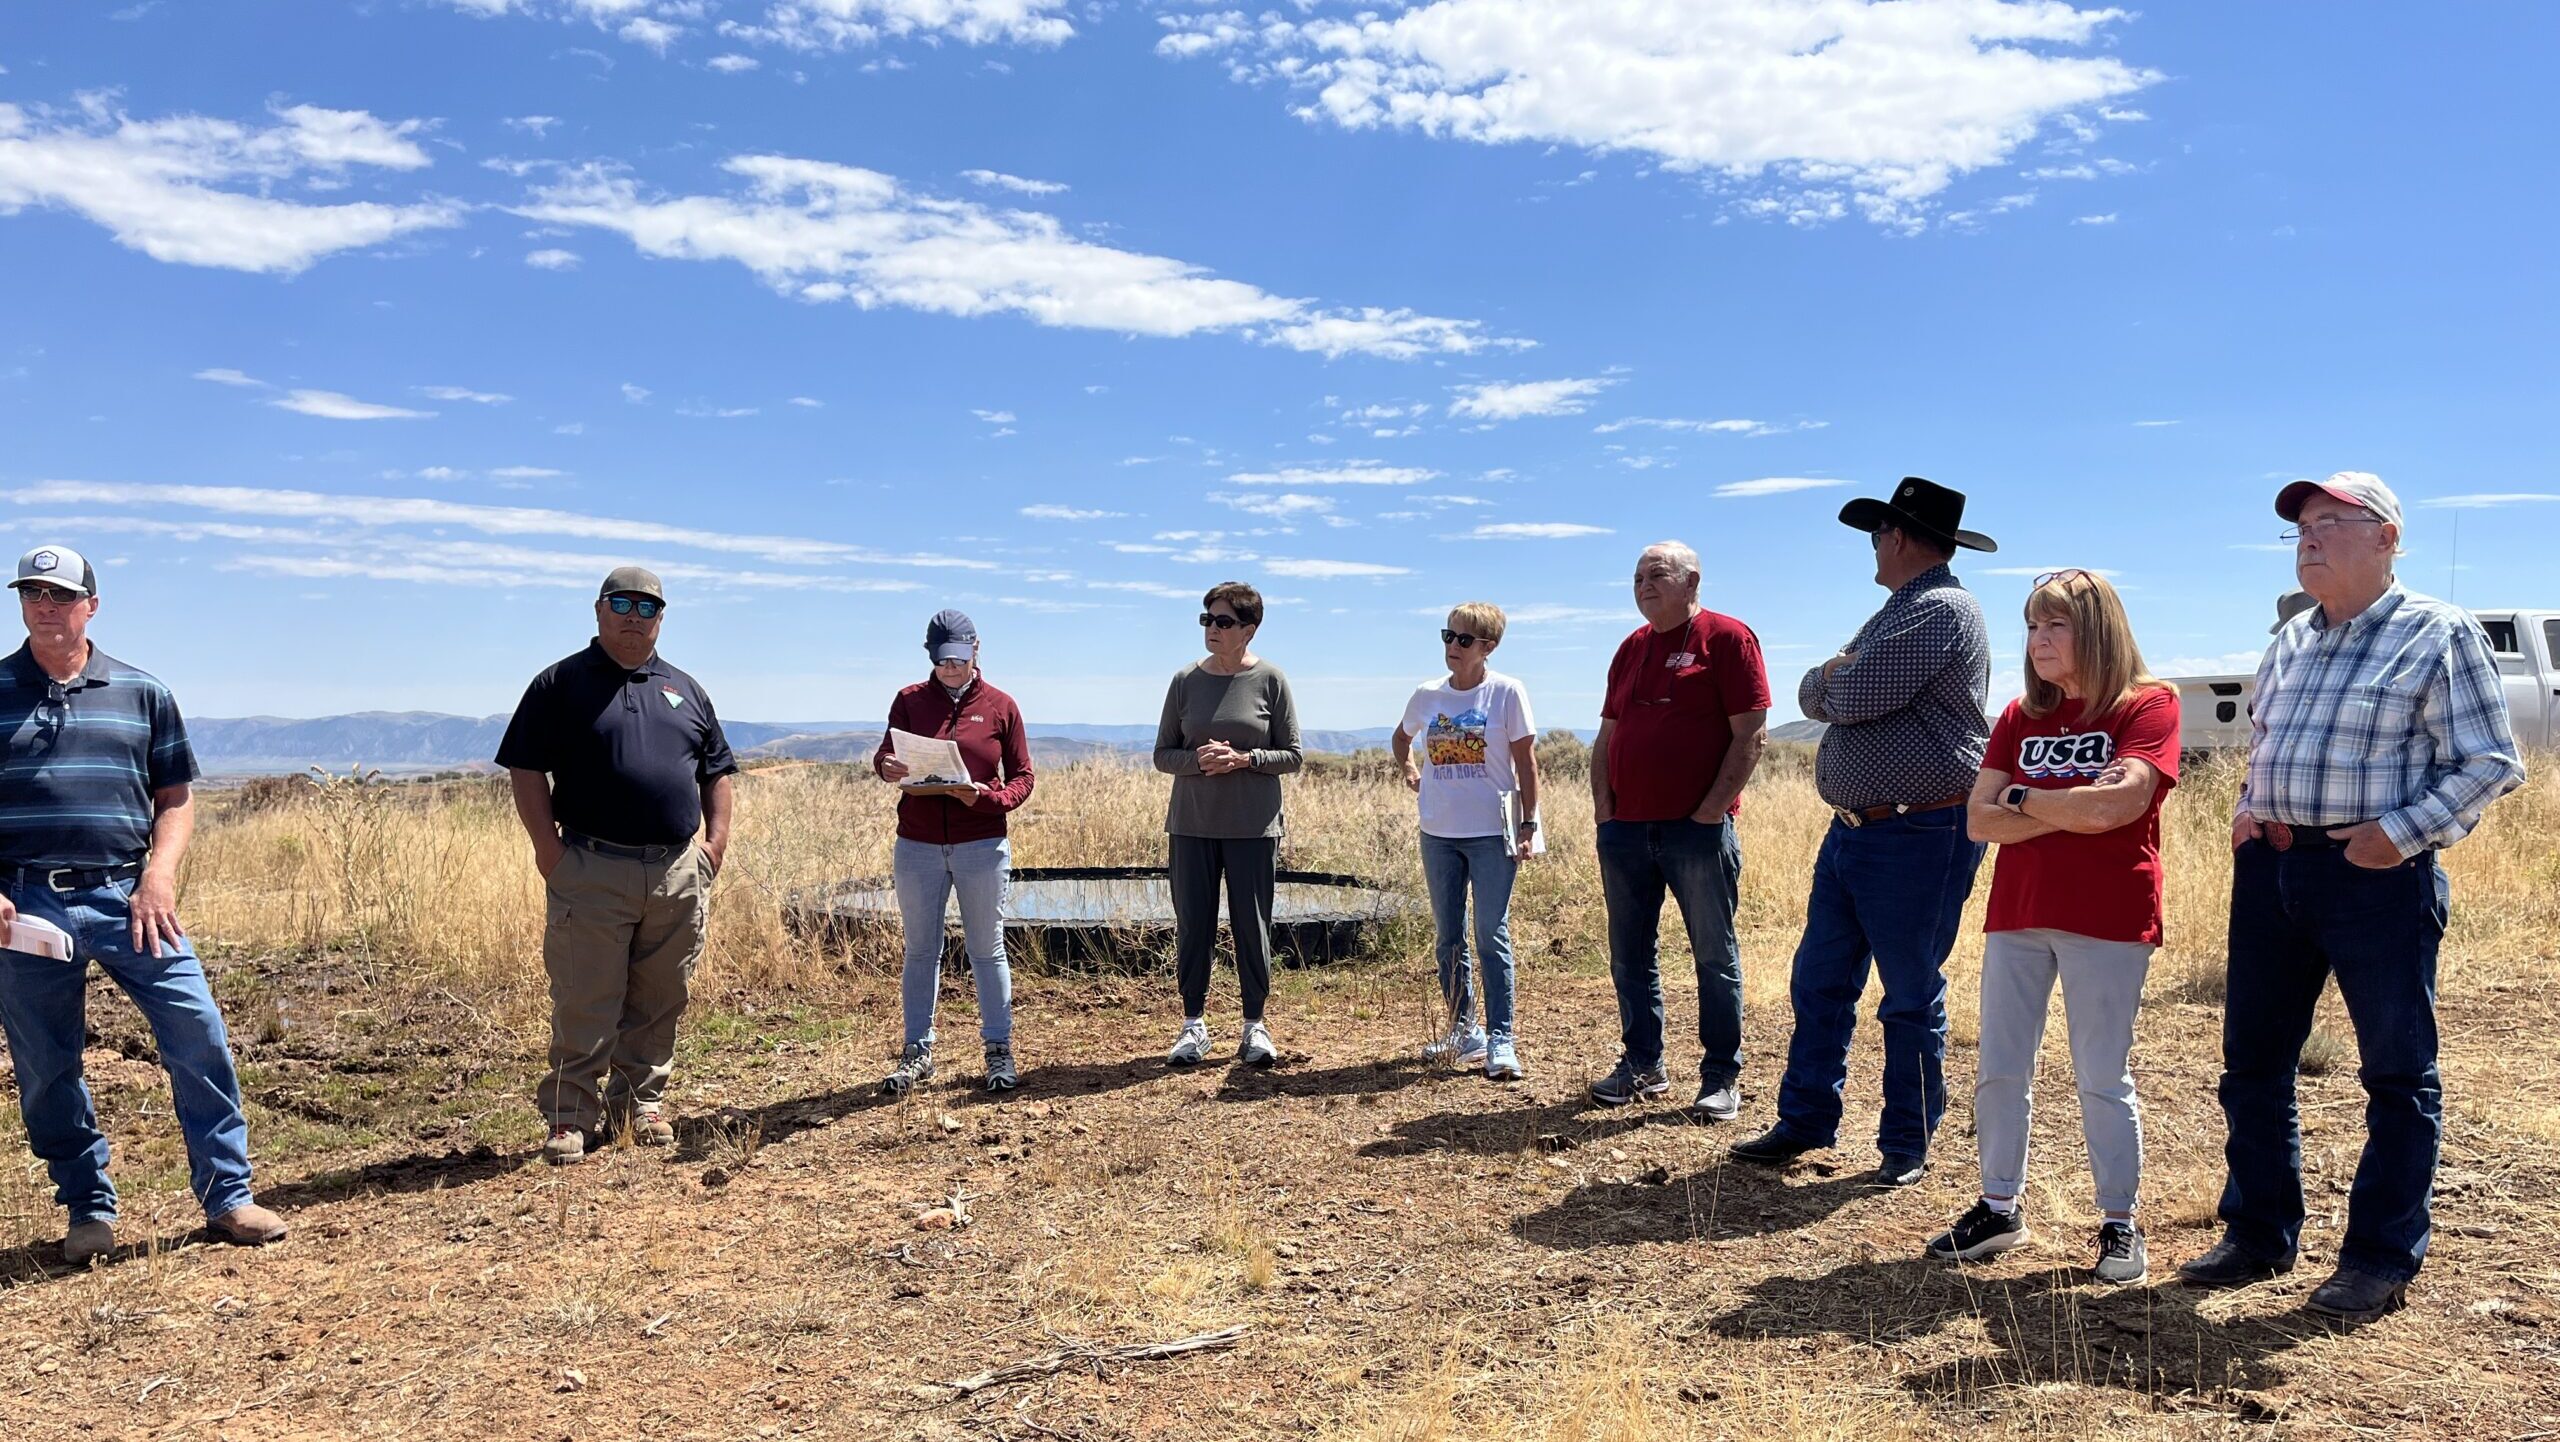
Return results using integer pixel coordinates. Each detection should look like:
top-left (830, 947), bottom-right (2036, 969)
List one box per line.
top-left (1888, 563), bottom-right (1958, 605)
top-left (2308, 582), bottom-right (2406, 638)
top-left (586, 639), bottom-right (663, 680)
top-left (6, 642), bottom-right (111, 688)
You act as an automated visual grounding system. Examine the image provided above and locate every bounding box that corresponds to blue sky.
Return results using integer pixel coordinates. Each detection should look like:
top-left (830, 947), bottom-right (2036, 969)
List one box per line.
top-left (2, 2), bottom-right (2553, 729)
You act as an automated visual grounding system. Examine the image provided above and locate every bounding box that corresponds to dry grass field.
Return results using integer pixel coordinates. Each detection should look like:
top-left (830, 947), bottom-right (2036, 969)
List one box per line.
top-left (1, 744), bottom-right (2556, 1440)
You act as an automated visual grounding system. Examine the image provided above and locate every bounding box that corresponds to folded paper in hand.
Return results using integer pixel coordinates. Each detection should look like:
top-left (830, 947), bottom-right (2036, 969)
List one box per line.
top-left (890, 728), bottom-right (975, 791)
top-left (4, 915), bottom-right (74, 962)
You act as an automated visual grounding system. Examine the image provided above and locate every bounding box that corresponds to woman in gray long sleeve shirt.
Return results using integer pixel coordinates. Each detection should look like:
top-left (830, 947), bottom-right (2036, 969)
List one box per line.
top-left (1155, 581), bottom-right (1302, 1067)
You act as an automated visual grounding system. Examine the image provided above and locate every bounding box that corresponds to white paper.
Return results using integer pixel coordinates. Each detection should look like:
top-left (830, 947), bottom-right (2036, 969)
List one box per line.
top-left (3, 915), bottom-right (74, 962)
top-left (889, 727), bottom-right (975, 788)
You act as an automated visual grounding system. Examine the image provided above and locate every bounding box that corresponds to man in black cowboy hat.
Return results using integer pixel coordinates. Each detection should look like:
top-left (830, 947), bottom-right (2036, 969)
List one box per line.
top-left (1732, 478), bottom-right (1995, 1187)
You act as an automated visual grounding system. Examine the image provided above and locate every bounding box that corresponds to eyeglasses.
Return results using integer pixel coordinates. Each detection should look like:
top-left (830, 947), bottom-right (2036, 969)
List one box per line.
top-left (2279, 516), bottom-right (2383, 542)
top-left (2031, 569), bottom-right (2099, 590)
top-left (605, 595), bottom-right (664, 619)
top-left (931, 655), bottom-right (974, 668)
top-left (1440, 629), bottom-right (1487, 649)
top-left (1198, 613), bottom-right (1245, 631)
top-left (15, 586), bottom-right (81, 607)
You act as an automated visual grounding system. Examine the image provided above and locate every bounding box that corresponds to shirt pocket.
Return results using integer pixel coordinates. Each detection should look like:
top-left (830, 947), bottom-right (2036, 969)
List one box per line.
top-left (2327, 681), bottom-right (2421, 761)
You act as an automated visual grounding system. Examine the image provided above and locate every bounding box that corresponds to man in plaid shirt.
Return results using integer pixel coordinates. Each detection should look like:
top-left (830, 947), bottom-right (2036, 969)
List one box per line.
top-left (2181, 472), bottom-right (2525, 1320)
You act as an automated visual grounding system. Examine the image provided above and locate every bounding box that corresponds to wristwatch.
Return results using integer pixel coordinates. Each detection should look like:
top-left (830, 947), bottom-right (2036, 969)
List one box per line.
top-left (2003, 784), bottom-right (2032, 812)
top-left (1517, 819), bottom-right (1540, 833)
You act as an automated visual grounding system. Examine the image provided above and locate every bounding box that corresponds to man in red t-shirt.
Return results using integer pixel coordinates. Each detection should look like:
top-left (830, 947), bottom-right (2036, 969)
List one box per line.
top-left (1586, 541), bottom-right (1772, 1115)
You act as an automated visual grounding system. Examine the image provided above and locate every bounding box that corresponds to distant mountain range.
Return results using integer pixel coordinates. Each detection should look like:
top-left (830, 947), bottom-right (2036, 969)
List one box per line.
top-left (185, 712), bottom-right (1416, 776)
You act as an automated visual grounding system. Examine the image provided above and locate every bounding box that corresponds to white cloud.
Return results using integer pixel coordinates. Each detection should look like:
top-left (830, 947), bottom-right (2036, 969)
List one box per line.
top-left (1448, 376), bottom-right (1612, 421)
top-left (973, 408), bottom-right (1017, 424)
top-left (718, 0), bottom-right (1076, 51)
top-left (1086, 579), bottom-right (1198, 600)
top-left (707, 53), bottom-right (761, 72)
top-left (2418, 494), bottom-right (2560, 509)
top-left (1981, 565), bottom-right (2122, 578)
top-left (2072, 212), bottom-right (2119, 226)
top-left (676, 403), bottom-right (759, 418)
top-left (272, 389), bottom-right (436, 421)
top-left (1229, 462), bottom-right (1438, 487)
top-left (1216, 492), bottom-right (1334, 522)
top-left (1020, 504), bottom-right (1124, 521)
top-left (489, 465), bottom-right (567, 478)
top-left (1167, 0), bottom-right (2156, 231)
top-left (1467, 522), bottom-right (1612, 540)
top-left (0, 98), bottom-right (462, 274)
top-left (413, 466), bottom-right (467, 481)
top-left (193, 367), bottom-right (264, 387)
top-left (961, 167), bottom-right (1068, 196)
top-left (526, 247), bottom-right (583, 269)
top-left (2131, 418), bottom-right (2178, 427)
top-left (788, 396), bottom-right (824, 408)
top-left (1263, 557), bottom-right (1408, 579)
top-left (1713, 477), bottom-right (1846, 498)
top-left (6, 479), bottom-right (996, 570)
top-left (418, 385), bottom-right (512, 404)
top-left (517, 155), bottom-right (1517, 359)
top-left (506, 115), bottom-right (560, 136)
top-left (1594, 416), bottom-right (1826, 438)
top-left (620, 16), bottom-right (681, 51)
top-left (554, 421), bottom-right (586, 435)
top-left (620, 382), bottom-right (651, 403)
top-left (1500, 604), bottom-right (1629, 626)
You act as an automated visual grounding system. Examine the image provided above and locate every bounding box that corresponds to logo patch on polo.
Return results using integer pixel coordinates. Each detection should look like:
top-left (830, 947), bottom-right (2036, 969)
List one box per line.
top-left (661, 688), bottom-right (686, 709)
top-left (2017, 730), bottom-right (2115, 781)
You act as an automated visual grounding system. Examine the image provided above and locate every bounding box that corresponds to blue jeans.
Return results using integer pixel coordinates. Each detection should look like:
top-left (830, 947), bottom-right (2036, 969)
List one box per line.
top-left (1597, 817), bottom-right (1744, 1084)
top-left (2216, 840), bottom-right (2447, 1281)
top-left (1419, 832), bottom-right (1519, 1037)
top-left (0, 874), bottom-right (255, 1223)
top-left (1773, 809), bottom-right (1985, 1159)
top-left (893, 836), bottom-right (1012, 1049)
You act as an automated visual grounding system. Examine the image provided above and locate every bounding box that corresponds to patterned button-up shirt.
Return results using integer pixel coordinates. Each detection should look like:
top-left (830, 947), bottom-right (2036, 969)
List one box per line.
top-left (1799, 564), bottom-right (1991, 812)
top-left (2241, 583), bottom-right (2524, 856)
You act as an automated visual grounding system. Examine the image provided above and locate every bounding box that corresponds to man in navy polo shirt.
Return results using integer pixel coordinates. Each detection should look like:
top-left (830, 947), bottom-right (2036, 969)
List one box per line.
top-left (0, 544), bottom-right (288, 1264)
top-left (499, 566), bottom-right (736, 1165)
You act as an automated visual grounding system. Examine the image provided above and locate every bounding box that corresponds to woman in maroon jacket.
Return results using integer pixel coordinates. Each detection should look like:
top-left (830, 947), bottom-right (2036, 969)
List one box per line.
top-left (871, 611), bottom-right (1035, 1095)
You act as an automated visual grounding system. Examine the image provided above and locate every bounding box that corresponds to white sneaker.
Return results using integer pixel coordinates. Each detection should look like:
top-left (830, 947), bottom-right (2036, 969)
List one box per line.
top-left (1238, 1020), bottom-right (1278, 1067)
top-left (1421, 1023), bottom-right (1489, 1066)
top-left (1166, 1017), bottom-right (1213, 1066)
top-left (1484, 1034), bottom-right (1526, 1081)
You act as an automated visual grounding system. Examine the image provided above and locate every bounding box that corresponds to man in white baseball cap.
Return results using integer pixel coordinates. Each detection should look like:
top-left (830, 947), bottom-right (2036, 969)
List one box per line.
top-left (0, 543), bottom-right (288, 1263)
top-left (2182, 473), bottom-right (2525, 1319)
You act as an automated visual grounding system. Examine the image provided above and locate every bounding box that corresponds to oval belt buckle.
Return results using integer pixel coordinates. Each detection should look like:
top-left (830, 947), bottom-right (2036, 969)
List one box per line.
top-left (2265, 821), bottom-right (2294, 852)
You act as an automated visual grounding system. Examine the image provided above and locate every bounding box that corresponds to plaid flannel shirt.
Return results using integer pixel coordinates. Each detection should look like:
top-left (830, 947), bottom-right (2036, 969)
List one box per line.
top-left (2240, 584), bottom-right (2525, 857)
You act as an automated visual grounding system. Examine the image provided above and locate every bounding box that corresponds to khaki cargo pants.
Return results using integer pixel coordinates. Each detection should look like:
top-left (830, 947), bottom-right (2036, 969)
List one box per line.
top-left (539, 842), bottom-right (710, 1130)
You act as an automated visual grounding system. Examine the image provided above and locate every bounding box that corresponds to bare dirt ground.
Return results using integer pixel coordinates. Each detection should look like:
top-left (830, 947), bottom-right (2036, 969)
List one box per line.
top-left (3, 947), bottom-right (2556, 1442)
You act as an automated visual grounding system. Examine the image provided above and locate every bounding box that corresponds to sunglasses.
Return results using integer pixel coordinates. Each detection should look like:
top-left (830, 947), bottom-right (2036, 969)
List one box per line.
top-left (2031, 569), bottom-right (2099, 590)
top-left (1440, 629), bottom-right (1487, 649)
top-left (605, 595), bottom-right (664, 619)
top-left (16, 586), bottom-right (82, 606)
top-left (1198, 612), bottom-right (1245, 631)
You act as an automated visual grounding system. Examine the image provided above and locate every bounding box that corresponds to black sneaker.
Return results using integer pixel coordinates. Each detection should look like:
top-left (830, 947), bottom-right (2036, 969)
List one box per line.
top-left (2092, 1220), bottom-right (2147, 1284)
top-left (1926, 1200), bottom-right (2029, 1262)
top-left (1588, 1058), bottom-right (1670, 1106)
top-left (1871, 1153), bottom-right (1929, 1188)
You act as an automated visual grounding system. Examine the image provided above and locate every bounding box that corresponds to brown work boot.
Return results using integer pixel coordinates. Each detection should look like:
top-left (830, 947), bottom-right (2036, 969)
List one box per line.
top-left (62, 1218), bottom-right (116, 1266)
top-left (209, 1203), bottom-right (289, 1247)
top-left (632, 1103), bottom-right (674, 1147)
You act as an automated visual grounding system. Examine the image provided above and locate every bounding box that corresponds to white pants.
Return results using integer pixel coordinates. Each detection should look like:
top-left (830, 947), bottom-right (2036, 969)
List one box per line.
top-left (1975, 928), bottom-right (2153, 1215)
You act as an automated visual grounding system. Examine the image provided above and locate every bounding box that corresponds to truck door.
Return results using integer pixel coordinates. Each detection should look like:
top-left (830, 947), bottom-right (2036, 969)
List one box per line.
top-left (2545, 619), bottom-right (2560, 750)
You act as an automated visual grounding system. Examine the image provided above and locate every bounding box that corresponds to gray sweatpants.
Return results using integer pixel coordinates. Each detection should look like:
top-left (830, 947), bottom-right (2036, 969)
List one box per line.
top-left (1974, 927), bottom-right (2152, 1216)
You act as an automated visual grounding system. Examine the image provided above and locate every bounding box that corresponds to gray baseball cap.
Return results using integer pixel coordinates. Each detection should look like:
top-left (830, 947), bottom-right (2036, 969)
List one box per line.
top-left (2276, 471), bottom-right (2404, 527)
top-left (2271, 589), bottom-right (2318, 634)
top-left (598, 565), bottom-right (665, 603)
top-left (925, 608), bottom-right (977, 662)
top-left (11, 544), bottom-right (96, 598)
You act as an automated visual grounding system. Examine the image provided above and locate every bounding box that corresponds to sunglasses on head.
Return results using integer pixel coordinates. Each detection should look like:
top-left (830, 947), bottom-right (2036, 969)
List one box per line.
top-left (1440, 629), bottom-right (1486, 649)
top-left (2031, 568), bottom-right (2098, 590)
top-left (606, 595), bottom-right (664, 619)
top-left (1198, 612), bottom-right (1244, 631)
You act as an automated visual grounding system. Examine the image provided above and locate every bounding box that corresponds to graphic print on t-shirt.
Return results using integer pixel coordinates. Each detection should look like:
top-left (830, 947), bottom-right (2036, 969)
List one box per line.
top-left (1424, 708), bottom-right (1491, 777)
top-left (2015, 729), bottom-right (2117, 781)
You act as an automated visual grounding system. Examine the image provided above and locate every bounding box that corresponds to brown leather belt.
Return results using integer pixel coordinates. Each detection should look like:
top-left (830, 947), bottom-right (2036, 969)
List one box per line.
top-left (1833, 796), bottom-right (1968, 829)
top-left (2263, 820), bottom-right (2372, 852)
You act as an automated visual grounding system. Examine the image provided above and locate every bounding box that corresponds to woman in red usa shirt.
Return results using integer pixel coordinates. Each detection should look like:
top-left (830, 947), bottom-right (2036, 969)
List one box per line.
top-left (1923, 570), bottom-right (2179, 1286)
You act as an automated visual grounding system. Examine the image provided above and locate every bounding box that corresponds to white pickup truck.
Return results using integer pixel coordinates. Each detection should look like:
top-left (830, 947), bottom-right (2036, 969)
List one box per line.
top-left (2175, 607), bottom-right (2560, 753)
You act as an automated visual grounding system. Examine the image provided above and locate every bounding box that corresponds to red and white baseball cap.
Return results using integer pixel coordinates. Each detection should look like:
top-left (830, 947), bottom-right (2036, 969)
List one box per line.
top-left (2275, 471), bottom-right (2403, 526)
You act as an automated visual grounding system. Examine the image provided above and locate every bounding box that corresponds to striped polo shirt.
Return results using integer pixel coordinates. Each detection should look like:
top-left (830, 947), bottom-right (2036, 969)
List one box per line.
top-left (0, 643), bottom-right (200, 868)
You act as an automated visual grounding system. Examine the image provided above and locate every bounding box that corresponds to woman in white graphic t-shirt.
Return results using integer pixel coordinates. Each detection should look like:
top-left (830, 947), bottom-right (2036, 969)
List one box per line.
top-left (1392, 602), bottom-right (1544, 1081)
